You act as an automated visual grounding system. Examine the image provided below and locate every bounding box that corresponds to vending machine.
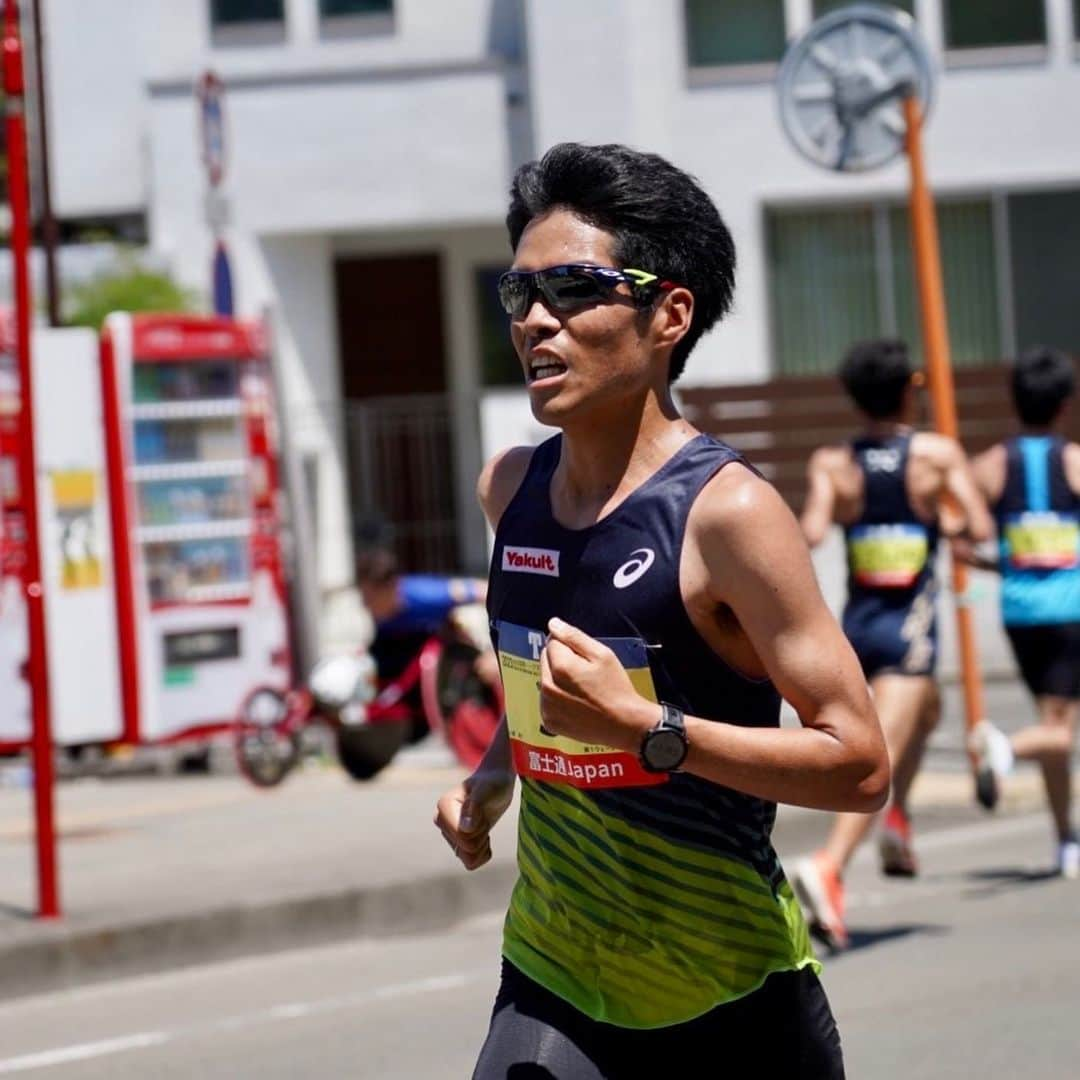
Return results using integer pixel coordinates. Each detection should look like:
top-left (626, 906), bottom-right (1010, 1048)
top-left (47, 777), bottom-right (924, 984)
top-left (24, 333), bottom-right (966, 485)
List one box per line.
top-left (101, 313), bottom-right (291, 743)
top-left (2, 319), bottom-right (124, 751)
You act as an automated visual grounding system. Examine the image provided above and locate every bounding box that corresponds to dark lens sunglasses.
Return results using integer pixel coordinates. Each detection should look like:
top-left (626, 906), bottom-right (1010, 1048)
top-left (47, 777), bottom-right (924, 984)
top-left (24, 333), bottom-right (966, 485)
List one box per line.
top-left (496, 264), bottom-right (675, 318)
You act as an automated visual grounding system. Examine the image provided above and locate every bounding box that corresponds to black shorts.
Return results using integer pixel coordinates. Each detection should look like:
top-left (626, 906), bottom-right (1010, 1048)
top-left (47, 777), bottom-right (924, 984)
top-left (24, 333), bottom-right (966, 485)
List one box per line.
top-left (472, 959), bottom-right (844, 1079)
top-left (1005, 622), bottom-right (1080, 700)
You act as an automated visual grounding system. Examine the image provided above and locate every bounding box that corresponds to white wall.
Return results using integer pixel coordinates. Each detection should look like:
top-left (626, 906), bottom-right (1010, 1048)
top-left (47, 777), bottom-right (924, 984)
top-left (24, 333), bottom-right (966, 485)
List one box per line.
top-left (142, 0), bottom-right (521, 83)
top-left (524, 0), bottom-right (1080, 386)
top-left (42, 0), bottom-right (146, 216)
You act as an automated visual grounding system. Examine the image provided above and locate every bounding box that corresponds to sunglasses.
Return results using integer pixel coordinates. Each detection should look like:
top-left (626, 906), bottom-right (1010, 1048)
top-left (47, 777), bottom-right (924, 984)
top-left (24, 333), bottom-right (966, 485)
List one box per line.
top-left (496, 264), bottom-right (674, 318)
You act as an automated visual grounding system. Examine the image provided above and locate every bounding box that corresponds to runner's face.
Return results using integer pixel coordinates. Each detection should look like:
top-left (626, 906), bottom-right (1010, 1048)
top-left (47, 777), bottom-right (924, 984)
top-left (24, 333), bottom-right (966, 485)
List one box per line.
top-left (508, 210), bottom-right (656, 426)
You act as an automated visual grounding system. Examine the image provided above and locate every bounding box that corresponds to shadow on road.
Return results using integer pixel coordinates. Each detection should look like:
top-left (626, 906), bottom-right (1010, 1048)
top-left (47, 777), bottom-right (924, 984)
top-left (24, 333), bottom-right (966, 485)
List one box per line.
top-left (962, 866), bottom-right (1059, 899)
top-left (815, 922), bottom-right (947, 958)
top-left (0, 899), bottom-right (34, 921)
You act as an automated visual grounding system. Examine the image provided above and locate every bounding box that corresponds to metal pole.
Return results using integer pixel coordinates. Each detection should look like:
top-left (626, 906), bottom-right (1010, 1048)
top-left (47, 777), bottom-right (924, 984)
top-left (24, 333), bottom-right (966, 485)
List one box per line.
top-left (4, 0), bottom-right (58, 918)
top-left (902, 93), bottom-right (985, 746)
top-left (28, 0), bottom-right (59, 326)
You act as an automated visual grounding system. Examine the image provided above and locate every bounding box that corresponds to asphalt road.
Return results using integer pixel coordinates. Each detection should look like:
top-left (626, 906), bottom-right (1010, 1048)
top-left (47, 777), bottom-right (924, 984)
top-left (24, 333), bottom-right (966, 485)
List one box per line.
top-left (0, 801), bottom-right (1075, 1079)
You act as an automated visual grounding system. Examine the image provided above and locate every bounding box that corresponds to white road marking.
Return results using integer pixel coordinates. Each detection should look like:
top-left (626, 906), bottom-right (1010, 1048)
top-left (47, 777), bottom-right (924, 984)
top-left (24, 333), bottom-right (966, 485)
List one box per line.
top-left (0, 1033), bottom-right (169, 1074)
top-left (0, 813), bottom-right (1052, 1072)
top-left (0, 972), bottom-right (481, 1074)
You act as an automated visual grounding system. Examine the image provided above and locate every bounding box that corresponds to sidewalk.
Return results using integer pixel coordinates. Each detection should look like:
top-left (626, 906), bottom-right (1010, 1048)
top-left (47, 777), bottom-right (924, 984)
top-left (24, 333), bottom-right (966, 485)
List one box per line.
top-left (0, 735), bottom-right (1062, 1002)
top-left (0, 743), bottom-right (518, 1002)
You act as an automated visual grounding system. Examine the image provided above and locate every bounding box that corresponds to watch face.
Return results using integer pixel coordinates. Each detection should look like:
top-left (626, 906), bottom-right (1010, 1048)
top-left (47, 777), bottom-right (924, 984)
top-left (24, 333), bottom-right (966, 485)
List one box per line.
top-left (644, 728), bottom-right (686, 771)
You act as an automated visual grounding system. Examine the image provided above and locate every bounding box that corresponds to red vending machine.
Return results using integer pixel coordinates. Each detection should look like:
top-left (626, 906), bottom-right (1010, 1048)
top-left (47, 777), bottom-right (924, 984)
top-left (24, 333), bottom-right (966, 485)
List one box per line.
top-left (0, 308), bottom-right (29, 748)
top-left (101, 313), bottom-right (292, 745)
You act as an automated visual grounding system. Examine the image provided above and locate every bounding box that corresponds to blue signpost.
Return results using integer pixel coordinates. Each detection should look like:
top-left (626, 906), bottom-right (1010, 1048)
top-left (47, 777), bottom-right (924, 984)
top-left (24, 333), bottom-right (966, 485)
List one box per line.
top-left (198, 71), bottom-right (234, 316)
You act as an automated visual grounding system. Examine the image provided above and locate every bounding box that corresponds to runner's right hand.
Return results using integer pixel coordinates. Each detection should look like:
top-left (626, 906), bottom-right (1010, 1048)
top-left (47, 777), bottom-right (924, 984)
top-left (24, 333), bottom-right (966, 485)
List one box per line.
top-left (434, 768), bottom-right (515, 871)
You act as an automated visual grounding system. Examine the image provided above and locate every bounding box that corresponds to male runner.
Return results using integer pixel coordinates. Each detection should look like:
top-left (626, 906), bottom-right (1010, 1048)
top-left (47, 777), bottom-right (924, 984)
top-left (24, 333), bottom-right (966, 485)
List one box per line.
top-left (965, 346), bottom-right (1080, 878)
top-left (792, 339), bottom-right (992, 950)
top-left (433, 142), bottom-right (889, 1078)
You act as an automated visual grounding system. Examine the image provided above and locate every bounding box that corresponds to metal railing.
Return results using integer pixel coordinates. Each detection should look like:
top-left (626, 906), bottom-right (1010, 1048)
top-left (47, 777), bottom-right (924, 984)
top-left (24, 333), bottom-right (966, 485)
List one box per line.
top-left (342, 393), bottom-right (461, 572)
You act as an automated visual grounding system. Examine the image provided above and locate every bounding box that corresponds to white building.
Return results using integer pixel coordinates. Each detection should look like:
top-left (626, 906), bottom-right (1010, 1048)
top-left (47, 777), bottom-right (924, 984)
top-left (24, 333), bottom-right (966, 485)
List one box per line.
top-left (38, 0), bottom-right (1080, 594)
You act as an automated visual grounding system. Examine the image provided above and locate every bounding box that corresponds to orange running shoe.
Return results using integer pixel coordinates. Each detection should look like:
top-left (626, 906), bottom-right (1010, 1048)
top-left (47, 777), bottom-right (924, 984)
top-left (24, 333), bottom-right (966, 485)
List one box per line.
top-left (878, 804), bottom-right (918, 878)
top-left (792, 852), bottom-right (849, 951)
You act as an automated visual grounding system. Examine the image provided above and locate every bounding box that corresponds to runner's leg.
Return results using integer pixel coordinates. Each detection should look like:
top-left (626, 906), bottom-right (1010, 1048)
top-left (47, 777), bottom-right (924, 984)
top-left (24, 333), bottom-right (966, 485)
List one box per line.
top-left (1011, 696), bottom-right (1076, 842)
top-left (794, 674), bottom-right (933, 945)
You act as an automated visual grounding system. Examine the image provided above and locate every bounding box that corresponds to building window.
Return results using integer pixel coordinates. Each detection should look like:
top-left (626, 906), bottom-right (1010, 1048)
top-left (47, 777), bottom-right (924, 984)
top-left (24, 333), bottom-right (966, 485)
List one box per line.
top-left (768, 208), bottom-right (880, 377)
top-left (210, 0), bottom-right (284, 26)
top-left (685, 0), bottom-right (786, 71)
top-left (475, 268), bottom-right (521, 388)
top-left (812, 0), bottom-right (914, 18)
top-left (943, 0), bottom-right (1046, 51)
top-left (319, 0), bottom-right (393, 38)
top-left (1008, 190), bottom-right (1080, 355)
top-left (768, 199), bottom-right (1001, 375)
top-left (888, 200), bottom-right (1001, 369)
top-left (320, 0), bottom-right (392, 14)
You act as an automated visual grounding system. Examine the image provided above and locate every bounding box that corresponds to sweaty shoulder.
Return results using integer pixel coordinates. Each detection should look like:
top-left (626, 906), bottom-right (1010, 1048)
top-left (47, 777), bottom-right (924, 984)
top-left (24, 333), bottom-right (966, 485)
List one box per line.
top-left (971, 442), bottom-right (1008, 501)
top-left (910, 430), bottom-right (964, 466)
top-left (477, 445), bottom-right (536, 531)
top-left (1063, 441), bottom-right (1080, 495)
top-left (808, 443), bottom-right (852, 478)
top-left (688, 461), bottom-right (804, 582)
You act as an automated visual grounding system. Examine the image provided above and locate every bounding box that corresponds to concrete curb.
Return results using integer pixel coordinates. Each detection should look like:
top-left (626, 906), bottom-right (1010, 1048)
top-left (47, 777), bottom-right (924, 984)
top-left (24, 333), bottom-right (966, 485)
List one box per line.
top-left (0, 765), bottom-right (1064, 1003)
top-left (0, 861), bottom-right (517, 1003)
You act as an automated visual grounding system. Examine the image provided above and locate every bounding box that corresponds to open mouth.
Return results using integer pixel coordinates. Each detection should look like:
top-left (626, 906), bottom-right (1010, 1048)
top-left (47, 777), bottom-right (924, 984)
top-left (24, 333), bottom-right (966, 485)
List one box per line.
top-left (528, 360), bottom-right (568, 384)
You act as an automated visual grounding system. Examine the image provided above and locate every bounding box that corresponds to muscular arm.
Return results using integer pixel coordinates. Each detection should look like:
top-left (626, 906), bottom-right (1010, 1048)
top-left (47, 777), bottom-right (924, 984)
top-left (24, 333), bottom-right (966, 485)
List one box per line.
top-left (682, 469), bottom-right (889, 811)
top-left (433, 446), bottom-right (535, 870)
top-left (472, 445), bottom-right (536, 775)
top-left (799, 448), bottom-right (838, 549)
top-left (917, 433), bottom-right (993, 542)
top-left (953, 445), bottom-right (1005, 571)
top-left (942, 440), bottom-right (993, 542)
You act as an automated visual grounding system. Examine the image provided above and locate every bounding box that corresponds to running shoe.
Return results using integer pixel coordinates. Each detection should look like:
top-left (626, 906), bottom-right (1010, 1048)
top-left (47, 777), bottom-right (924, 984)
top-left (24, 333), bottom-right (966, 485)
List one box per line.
top-left (1057, 840), bottom-right (1080, 880)
top-left (792, 853), bottom-right (849, 951)
top-left (878, 804), bottom-right (918, 878)
top-left (969, 719), bottom-right (1014, 811)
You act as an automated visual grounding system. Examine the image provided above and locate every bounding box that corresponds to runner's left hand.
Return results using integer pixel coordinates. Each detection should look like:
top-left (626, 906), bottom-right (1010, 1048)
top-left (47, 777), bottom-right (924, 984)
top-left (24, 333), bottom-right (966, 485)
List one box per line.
top-left (539, 618), bottom-right (657, 751)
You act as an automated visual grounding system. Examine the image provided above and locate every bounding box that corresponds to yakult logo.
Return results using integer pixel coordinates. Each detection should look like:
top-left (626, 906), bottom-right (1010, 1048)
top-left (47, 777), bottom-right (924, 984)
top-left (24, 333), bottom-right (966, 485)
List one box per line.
top-left (502, 546), bottom-right (560, 577)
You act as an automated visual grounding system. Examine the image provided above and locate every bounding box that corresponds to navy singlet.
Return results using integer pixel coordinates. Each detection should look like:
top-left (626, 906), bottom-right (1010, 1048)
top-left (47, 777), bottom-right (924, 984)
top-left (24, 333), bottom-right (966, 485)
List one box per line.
top-left (841, 433), bottom-right (939, 679)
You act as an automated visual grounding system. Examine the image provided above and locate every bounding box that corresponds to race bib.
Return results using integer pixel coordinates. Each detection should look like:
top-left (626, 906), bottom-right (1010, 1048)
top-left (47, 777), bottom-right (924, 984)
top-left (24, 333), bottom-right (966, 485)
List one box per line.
top-left (1004, 512), bottom-right (1080, 570)
top-left (495, 620), bottom-right (666, 789)
top-left (848, 523), bottom-right (929, 588)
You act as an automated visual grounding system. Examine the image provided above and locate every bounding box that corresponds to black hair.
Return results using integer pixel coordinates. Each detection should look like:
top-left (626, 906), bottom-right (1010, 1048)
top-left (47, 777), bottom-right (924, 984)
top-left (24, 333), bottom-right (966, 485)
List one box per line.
top-left (838, 338), bottom-right (912, 419)
top-left (354, 547), bottom-right (398, 586)
top-left (1011, 346), bottom-right (1075, 427)
top-left (505, 142), bottom-right (735, 382)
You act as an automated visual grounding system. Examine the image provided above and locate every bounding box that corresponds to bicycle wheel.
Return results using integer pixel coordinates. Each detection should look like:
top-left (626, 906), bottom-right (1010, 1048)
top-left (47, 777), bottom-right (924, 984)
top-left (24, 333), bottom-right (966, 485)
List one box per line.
top-left (234, 687), bottom-right (302, 788)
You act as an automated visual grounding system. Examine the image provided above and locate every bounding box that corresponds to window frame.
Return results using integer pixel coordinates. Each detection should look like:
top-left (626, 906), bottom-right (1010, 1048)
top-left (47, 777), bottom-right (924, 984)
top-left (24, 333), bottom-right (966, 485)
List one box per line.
top-left (941, 0), bottom-right (1049, 70)
top-left (683, 0), bottom-right (789, 87)
top-left (319, 0), bottom-right (395, 41)
top-left (764, 191), bottom-right (1011, 377)
top-left (209, 0), bottom-right (286, 47)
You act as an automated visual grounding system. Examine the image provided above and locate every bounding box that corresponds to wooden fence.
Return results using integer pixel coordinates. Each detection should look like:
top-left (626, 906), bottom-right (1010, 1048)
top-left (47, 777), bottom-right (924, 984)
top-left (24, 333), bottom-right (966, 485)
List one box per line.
top-left (678, 364), bottom-right (1054, 513)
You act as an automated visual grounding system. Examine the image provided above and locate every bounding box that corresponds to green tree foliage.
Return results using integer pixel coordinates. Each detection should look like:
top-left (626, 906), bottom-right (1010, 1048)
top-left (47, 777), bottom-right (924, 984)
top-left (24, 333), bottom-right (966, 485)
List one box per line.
top-left (64, 257), bottom-right (199, 329)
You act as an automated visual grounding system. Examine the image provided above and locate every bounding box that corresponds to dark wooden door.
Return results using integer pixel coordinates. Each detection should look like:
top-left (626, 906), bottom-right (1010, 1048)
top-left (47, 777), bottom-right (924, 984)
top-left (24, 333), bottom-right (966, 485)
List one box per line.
top-left (334, 254), bottom-right (459, 570)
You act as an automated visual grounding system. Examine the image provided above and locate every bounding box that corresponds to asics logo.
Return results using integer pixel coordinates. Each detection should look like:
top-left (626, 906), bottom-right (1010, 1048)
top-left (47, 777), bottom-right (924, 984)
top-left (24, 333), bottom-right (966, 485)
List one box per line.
top-left (613, 548), bottom-right (656, 589)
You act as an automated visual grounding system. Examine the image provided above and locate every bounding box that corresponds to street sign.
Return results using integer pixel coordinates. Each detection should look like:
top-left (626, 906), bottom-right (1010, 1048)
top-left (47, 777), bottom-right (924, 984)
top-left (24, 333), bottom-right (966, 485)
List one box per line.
top-left (197, 70), bottom-right (226, 188)
top-left (777, 4), bottom-right (934, 173)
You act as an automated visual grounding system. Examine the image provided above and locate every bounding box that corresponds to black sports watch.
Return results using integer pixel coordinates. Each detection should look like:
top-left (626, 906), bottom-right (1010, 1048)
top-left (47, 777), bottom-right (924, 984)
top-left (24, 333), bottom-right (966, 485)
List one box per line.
top-left (640, 703), bottom-right (689, 773)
